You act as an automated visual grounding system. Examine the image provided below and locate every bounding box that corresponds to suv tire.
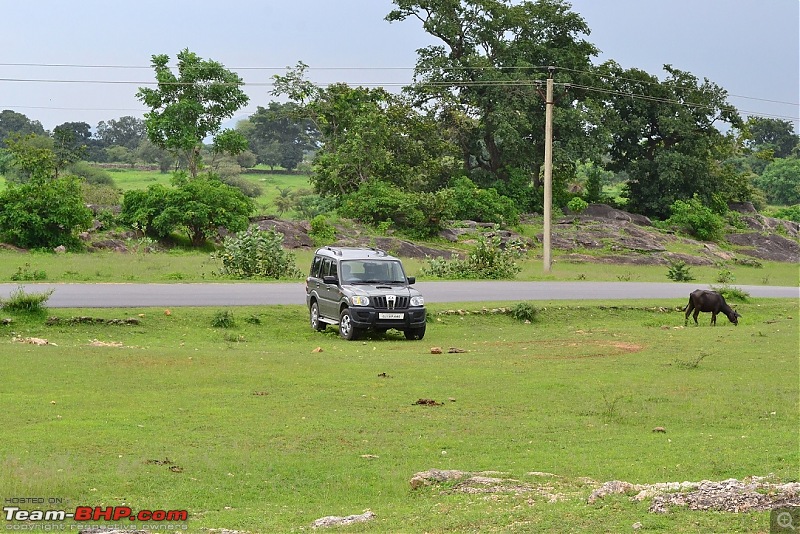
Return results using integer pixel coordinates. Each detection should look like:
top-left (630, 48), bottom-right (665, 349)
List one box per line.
top-left (309, 301), bottom-right (326, 332)
top-left (404, 324), bottom-right (426, 340)
top-left (339, 308), bottom-right (361, 340)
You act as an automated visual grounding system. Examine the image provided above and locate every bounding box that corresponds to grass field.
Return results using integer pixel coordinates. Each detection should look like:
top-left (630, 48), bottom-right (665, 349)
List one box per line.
top-left (1, 247), bottom-right (798, 287)
top-left (104, 167), bottom-right (312, 217)
top-left (0, 298), bottom-right (797, 532)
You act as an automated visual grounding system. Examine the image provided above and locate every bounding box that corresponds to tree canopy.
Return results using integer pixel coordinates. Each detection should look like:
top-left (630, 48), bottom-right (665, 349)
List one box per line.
top-left (243, 101), bottom-right (319, 170)
top-left (387, 0), bottom-right (603, 210)
top-left (599, 62), bottom-right (747, 218)
top-left (136, 49), bottom-right (250, 178)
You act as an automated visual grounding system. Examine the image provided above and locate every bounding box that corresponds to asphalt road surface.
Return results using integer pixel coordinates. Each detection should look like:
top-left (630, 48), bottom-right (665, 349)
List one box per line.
top-left (0, 281), bottom-right (796, 308)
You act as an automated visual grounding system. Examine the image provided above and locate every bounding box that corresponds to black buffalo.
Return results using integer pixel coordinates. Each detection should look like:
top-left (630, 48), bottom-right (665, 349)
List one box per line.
top-left (684, 289), bottom-right (741, 326)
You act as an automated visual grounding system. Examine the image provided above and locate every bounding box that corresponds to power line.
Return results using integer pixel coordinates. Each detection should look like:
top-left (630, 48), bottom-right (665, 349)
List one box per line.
top-left (0, 75), bottom-right (796, 123)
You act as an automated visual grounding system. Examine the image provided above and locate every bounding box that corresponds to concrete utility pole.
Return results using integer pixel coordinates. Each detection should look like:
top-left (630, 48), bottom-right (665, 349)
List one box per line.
top-left (542, 66), bottom-right (554, 273)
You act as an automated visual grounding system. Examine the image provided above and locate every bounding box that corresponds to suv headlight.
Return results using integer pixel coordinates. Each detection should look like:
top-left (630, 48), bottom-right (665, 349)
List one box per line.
top-left (350, 295), bottom-right (370, 306)
top-left (410, 296), bottom-right (424, 307)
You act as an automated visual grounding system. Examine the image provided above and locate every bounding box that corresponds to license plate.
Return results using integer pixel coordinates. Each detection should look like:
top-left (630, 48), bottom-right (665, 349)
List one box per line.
top-left (379, 313), bottom-right (404, 320)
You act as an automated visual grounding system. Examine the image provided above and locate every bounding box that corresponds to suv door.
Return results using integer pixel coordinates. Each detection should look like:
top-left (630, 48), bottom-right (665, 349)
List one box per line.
top-left (317, 258), bottom-right (340, 320)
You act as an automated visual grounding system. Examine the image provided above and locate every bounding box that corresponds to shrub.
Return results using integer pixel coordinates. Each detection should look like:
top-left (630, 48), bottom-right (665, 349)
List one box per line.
top-left (10, 263), bottom-right (47, 281)
top-left (120, 174), bottom-right (254, 246)
top-left (449, 176), bottom-right (519, 225)
top-left (338, 180), bottom-right (451, 237)
top-left (666, 260), bottom-right (695, 282)
top-left (309, 215), bottom-right (336, 246)
top-left (1, 286), bottom-right (53, 314)
top-left (67, 161), bottom-right (116, 186)
top-left (0, 175), bottom-right (93, 250)
top-left (211, 310), bottom-right (235, 328)
top-left (567, 197), bottom-right (589, 214)
top-left (510, 302), bottom-right (538, 322)
top-left (666, 195), bottom-right (725, 242)
top-left (220, 174), bottom-right (263, 198)
top-left (716, 268), bottom-right (735, 284)
top-left (213, 226), bottom-right (303, 279)
top-left (422, 235), bottom-right (522, 280)
top-left (771, 205), bottom-right (800, 223)
top-left (291, 190), bottom-right (337, 220)
top-left (711, 284), bottom-right (750, 302)
top-left (81, 182), bottom-right (121, 207)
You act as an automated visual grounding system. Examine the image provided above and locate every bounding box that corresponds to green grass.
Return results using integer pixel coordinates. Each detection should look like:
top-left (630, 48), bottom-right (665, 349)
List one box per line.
top-left (1, 247), bottom-right (797, 287)
top-left (106, 168), bottom-right (312, 217)
top-left (0, 299), bottom-right (797, 532)
top-left (104, 167), bottom-right (172, 190)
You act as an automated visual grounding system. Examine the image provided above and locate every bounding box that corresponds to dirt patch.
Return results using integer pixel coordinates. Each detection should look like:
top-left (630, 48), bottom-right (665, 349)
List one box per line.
top-left (608, 342), bottom-right (644, 353)
top-left (476, 339), bottom-right (645, 358)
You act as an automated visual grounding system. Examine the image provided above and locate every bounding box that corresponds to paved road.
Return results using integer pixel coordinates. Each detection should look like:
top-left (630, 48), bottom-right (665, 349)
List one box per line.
top-left (0, 281), bottom-right (796, 308)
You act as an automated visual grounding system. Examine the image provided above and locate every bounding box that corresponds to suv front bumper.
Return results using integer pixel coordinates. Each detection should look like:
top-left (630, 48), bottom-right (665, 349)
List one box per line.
top-left (348, 307), bottom-right (427, 329)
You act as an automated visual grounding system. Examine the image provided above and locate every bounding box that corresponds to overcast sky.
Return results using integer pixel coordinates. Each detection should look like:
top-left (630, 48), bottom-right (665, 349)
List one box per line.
top-left (1, 0), bottom-right (797, 132)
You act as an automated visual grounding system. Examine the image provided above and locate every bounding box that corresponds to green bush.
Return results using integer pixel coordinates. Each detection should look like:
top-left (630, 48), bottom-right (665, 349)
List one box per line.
top-left (510, 302), bottom-right (538, 322)
top-left (220, 174), bottom-right (263, 198)
top-left (213, 226), bottom-right (303, 279)
top-left (120, 174), bottom-right (254, 246)
top-left (10, 263), bottom-right (47, 281)
top-left (422, 235), bottom-right (522, 280)
top-left (666, 260), bottom-right (695, 282)
top-left (666, 195), bottom-right (725, 242)
top-left (291, 191), bottom-right (337, 220)
top-left (449, 176), bottom-right (519, 225)
top-left (771, 205), bottom-right (800, 223)
top-left (309, 215), bottom-right (336, 246)
top-left (711, 284), bottom-right (750, 302)
top-left (716, 268), bottom-right (735, 284)
top-left (755, 158), bottom-right (800, 205)
top-left (567, 197), bottom-right (589, 214)
top-left (67, 161), bottom-right (116, 186)
top-left (1, 286), bottom-right (53, 314)
top-left (0, 175), bottom-right (93, 250)
top-left (338, 180), bottom-right (451, 237)
top-left (211, 310), bottom-right (236, 328)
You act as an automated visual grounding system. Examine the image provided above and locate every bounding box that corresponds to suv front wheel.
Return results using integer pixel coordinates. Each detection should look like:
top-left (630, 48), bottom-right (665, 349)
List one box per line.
top-left (339, 308), bottom-right (361, 340)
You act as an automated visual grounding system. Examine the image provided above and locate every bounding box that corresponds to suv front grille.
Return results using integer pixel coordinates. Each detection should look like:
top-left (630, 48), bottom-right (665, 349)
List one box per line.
top-left (372, 295), bottom-right (409, 310)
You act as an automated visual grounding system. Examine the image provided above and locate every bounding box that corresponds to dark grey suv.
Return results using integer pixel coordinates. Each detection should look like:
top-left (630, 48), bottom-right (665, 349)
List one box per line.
top-left (305, 246), bottom-right (427, 340)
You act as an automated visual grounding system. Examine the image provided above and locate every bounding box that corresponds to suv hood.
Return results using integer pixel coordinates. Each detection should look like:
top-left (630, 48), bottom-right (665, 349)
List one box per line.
top-left (344, 284), bottom-right (422, 298)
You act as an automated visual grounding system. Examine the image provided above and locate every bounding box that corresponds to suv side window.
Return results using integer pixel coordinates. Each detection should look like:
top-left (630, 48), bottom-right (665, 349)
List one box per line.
top-left (321, 258), bottom-right (332, 277)
top-left (310, 256), bottom-right (322, 278)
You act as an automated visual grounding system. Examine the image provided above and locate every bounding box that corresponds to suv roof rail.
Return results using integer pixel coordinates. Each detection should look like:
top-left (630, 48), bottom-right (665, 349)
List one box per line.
top-left (323, 246), bottom-right (343, 256)
top-left (369, 247), bottom-right (387, 256)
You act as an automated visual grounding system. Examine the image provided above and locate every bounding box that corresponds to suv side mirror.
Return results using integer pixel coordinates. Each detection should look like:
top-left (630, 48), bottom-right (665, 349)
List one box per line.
top-left (407, 276), bottom-right (416, 285)
top-left (322, 275), bottom-right (338, 285)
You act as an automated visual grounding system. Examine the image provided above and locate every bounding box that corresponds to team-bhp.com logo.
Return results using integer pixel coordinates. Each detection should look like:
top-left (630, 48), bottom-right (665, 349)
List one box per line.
top-left (4, 504), bottom-right (188, 529)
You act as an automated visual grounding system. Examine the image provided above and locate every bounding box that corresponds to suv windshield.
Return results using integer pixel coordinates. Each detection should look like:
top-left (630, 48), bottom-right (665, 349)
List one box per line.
top-left (340, 260), bottom-right (406, 284)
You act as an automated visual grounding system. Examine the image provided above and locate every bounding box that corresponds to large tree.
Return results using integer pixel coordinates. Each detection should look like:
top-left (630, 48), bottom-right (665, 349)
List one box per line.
top-left (244, 101), bottom-right (319, 170)
top-left (0, 110), bottom-right (45, 143)
top-left (136, 49), bottom-right (250, 178)
top-left (386, 0), bottom-right (602, 209)
top-left (599, 62), bottom-right (747, 218)
top-left (272, 66), bottom-right (459, 199)
top-left (53, 121), bottom-right (92, 173)
top-left (95, 116), bottom-right (146, 150)
top-left (744, 117), bottom-right (798, 160)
